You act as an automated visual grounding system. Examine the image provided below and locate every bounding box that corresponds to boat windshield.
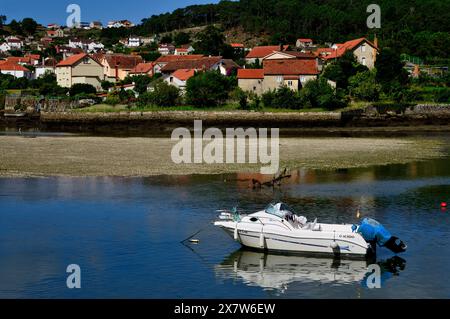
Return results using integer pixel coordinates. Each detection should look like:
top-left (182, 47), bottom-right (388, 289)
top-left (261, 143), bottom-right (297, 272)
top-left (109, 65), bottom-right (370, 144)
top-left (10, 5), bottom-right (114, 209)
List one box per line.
top-left (265, 202), bottom-right (296, 218)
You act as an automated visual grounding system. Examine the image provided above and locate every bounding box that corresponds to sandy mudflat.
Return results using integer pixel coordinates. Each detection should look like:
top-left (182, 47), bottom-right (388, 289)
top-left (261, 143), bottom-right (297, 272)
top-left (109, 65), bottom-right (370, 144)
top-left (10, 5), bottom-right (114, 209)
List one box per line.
top-left (0, 135), bottom-right (446, 177)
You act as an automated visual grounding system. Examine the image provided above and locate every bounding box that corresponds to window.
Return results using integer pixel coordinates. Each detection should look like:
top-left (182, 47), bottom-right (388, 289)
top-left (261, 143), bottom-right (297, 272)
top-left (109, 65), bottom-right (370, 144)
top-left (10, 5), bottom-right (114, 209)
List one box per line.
top-left (362, 44), bottom-right (366, 52)
top-left (287, 80), bottom-right (293, 86)
top-left (362, 57), bottom-right (366, 66)
top-left (276, 76), bottom-right (283, 83)
top-left (83, 58), bottom-right (89, 64)
top-left (253, 86), bottom-right (256, 91)
top-left (170, 77), bottom-right (173, 83)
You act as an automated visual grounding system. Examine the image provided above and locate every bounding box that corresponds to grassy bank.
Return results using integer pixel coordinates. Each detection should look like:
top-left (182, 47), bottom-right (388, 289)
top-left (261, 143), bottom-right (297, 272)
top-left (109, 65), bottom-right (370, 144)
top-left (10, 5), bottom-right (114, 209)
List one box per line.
top-left (74, 103), bottom-right (340, 113)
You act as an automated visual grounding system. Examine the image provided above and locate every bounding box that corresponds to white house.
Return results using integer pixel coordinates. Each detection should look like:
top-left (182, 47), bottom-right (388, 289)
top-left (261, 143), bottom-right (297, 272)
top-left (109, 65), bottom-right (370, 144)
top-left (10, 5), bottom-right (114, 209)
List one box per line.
top-left (35, 58), bottom-right (58, 78)
top-left (127, 37), bottom-right (142, 47)
top-left (158, 44), bottom-right (175, 55)
top-left (0, 61), bottom-right (32, 78)
top-left (3, 36), bottom-right (23, 50)
top-left (68, 38), bottom-right (104, 53)
top-left (164, 69), bottom-right (195, 91)
top-left (0, 43), bottom-right (11, 53)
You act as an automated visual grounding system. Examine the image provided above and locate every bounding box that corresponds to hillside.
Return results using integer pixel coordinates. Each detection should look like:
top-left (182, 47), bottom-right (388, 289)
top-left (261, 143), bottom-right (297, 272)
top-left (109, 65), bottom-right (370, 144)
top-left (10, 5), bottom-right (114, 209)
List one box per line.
top-left (132, 0), bottom-right (450, 62)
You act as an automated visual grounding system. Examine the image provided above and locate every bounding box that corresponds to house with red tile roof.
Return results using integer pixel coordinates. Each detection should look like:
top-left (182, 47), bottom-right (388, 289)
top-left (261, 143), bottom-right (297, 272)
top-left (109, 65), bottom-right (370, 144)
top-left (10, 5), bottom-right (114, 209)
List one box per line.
top-left (160, 56), bottom-right (222, 74)
top-left (46, 29), bottom-right (64, 38)
top-left (237, 69), bottom-right (265, 95)
top-left (296, 38), bottom-right (314, 49)
top-left (0, 61), bottom-right (31, 78)
top-left (237, 58), bottom-right (319, 95)
top-left (245, 45), bottom-right (290, 64)
top-left (56, 53), bottom-right (104, 90)
top-left (316, 37), bottom-right (378, 69)
top-left (129, 62), bottom-right (155, 77)
top-left (164, 69), bottom-right (196, 91)
top-left (99, 53), bottom-right (144, 81)
top-left (153, 54), bottom-right (205, 74)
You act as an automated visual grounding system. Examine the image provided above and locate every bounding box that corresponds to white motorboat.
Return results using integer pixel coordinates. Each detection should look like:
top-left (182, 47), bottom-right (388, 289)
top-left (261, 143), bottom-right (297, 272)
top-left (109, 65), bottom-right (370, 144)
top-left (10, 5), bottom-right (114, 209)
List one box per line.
top-left (214, 202), bottom-right (406, 258)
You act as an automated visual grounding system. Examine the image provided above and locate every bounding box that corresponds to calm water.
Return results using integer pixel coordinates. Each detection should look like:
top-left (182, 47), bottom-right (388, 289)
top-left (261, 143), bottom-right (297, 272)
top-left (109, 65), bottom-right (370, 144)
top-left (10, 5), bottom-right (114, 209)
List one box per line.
top-left (0, 142), bottom-right (450, 298)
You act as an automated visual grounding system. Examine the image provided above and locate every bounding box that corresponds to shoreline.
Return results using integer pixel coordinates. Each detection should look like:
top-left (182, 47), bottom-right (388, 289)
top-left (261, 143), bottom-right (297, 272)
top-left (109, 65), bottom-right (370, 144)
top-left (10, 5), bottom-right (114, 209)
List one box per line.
top-left (0, 135), bottom-right (446, 178)
top-left (1, 104), bottom-right (450, 136)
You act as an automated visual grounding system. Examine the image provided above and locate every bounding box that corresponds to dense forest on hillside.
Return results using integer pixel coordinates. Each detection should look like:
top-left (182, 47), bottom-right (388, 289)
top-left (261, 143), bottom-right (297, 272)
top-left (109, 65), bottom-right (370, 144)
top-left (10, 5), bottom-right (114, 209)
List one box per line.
top-left (133, 0), bottom-right (450, 62)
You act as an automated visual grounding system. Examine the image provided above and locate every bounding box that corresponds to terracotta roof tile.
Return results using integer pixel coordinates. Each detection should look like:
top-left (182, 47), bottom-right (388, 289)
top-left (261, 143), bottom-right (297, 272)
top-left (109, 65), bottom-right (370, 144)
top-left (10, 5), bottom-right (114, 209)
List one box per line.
top-left (263, 59), bottom-right (319, 75)
top-left (171, 69), bottom-right (196, 81)
top-left (56, 53), bottom-right (88, 67)
top-left (0, 61), bottom-right (30, 72)
top-left (237, 69), bottom-right (264, 79)
top-left (155, 54), bottom-right (204, 64)
top-left (246, 45), bottom-right (289, 58)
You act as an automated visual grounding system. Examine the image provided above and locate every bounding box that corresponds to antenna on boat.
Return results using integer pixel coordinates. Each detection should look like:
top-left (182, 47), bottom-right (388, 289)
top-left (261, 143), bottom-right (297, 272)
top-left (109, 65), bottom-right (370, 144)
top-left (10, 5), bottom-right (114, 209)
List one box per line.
top-left (356, 207), bottom-right (361, 219)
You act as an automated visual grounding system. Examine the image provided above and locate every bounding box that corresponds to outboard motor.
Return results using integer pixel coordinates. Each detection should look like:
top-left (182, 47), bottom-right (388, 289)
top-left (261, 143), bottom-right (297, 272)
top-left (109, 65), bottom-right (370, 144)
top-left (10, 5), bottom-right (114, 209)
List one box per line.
top-left (357, 218), bottom-right (407, 254)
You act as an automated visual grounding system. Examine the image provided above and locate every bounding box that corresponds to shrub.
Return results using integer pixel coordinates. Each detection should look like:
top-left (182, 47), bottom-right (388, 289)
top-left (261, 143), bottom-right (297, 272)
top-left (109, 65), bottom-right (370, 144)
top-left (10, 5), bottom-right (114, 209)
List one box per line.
top-left (104, 95), bottom-right (121, 106)
top-left (262, 90), bottom-right (276, 108)
top-left (301, 78), bottom-right (346, 110)
top-left (272, 86), bottom-right (301, 109)
top-left (137, 80), bottom-right (180, 107)
top-left (348, 70), bottom-right (382, 102)
top-left (69, 83), bottom-right (97, 96)
top-left (185, 71), bottom-right (233, 107)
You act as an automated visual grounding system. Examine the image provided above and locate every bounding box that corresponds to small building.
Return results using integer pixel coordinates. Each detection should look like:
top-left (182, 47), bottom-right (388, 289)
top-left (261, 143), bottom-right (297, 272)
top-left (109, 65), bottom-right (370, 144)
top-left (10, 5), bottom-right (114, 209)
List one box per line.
top-left (107, 20), bottom-right (134, 28)
top-left (127, 37), bottom-right (142, 48)
top-left (46, 29), bottom-right (64, 38)
top-left (129, 62), bottom-right (155, 77)
top-left (56, 53), bottom-right (104, 90)
top-left (100, 53), bottom-right (144, 82)
top-left (158, 44), bottom-right (175, 56)
top-left (296, 38), bottom-right (314, 49)
top-left (237, 59), bottom-right (319, 95)
top-left (153, 54), bottom-right (204, 74)
top-left (0, 61), bottom-right (31, 78)
top-left (317, 37), bottom-right (378, 69)
top-left (245, 45), bottom-right (289, 64)
top-left (164, 69), bottom-right (196, 91)
top-left (174, 48), bottom-right (189, 56)
top-left (35, 58), bottom-right (58, 78)
top-left (90, 21), bottom-right (103, 29)
top-left (237, 69), bottom-right (265, 95)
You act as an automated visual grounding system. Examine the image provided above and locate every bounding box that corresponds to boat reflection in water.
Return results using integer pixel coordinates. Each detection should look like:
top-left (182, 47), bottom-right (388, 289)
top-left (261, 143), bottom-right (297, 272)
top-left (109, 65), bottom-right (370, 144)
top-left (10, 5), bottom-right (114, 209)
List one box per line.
top-left (215, 249), bottom-right (406, 293)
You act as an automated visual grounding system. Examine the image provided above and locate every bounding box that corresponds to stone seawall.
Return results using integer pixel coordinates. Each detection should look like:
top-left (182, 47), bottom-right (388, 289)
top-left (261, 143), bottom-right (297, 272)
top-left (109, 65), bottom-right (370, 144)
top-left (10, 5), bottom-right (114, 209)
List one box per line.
top-left (2, 104), bottom-right (449, 135)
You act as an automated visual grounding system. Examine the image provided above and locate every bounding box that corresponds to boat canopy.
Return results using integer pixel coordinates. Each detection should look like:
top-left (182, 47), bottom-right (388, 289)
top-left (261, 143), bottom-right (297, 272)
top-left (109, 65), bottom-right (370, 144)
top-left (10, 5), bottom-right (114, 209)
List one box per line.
top-left (265, 202), bottom-right (296, 218)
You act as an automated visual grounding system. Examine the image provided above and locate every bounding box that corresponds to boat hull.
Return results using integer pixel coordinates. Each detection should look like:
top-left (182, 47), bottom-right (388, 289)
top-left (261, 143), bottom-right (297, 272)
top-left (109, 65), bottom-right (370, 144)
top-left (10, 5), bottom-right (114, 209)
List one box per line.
top-left (217, 223), bottom-right (370, 258)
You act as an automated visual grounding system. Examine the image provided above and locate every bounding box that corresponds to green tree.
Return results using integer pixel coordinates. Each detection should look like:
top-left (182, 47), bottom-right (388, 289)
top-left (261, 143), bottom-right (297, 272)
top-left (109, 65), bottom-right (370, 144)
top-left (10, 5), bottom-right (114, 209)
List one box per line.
top-left (322, 52), bottom-right (367, 91)
top-left (160, 34), bottom-right (173, 44)
top-left (101, 80), bottom-right (114, 91)
top-left (174, 32), bottom-right (190, 46)
top-left (193, 25), bottom-right (226, 56)
top-left (21, 18), bottom-right (38, 35)
top-left (185, 71), bottom-right (233, 107)
top-left (140, 51), bottom-right (161, 62)
top-left (137, 80), bottom-right (180, 107)
top-left (69, 83), bottom-right (97, 96)
top-left (133, 75), bottom-right (152, 94)
top-left (348, 70), bottom-right (382, 101)
top-left (301, 78), bottom-right (345, 110)
top-left (9, 19), bottom-right (22, 34)
top-left (375, 48), bottom-right (410, 97)
top-left (272, 86), bottom-right (301, 109)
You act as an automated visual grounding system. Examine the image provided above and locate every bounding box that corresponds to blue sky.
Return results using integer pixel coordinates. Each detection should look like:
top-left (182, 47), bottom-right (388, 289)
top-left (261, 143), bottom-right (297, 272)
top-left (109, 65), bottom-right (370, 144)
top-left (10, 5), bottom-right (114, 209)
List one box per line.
top-left (1, 0), bottom-right (220, 25)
